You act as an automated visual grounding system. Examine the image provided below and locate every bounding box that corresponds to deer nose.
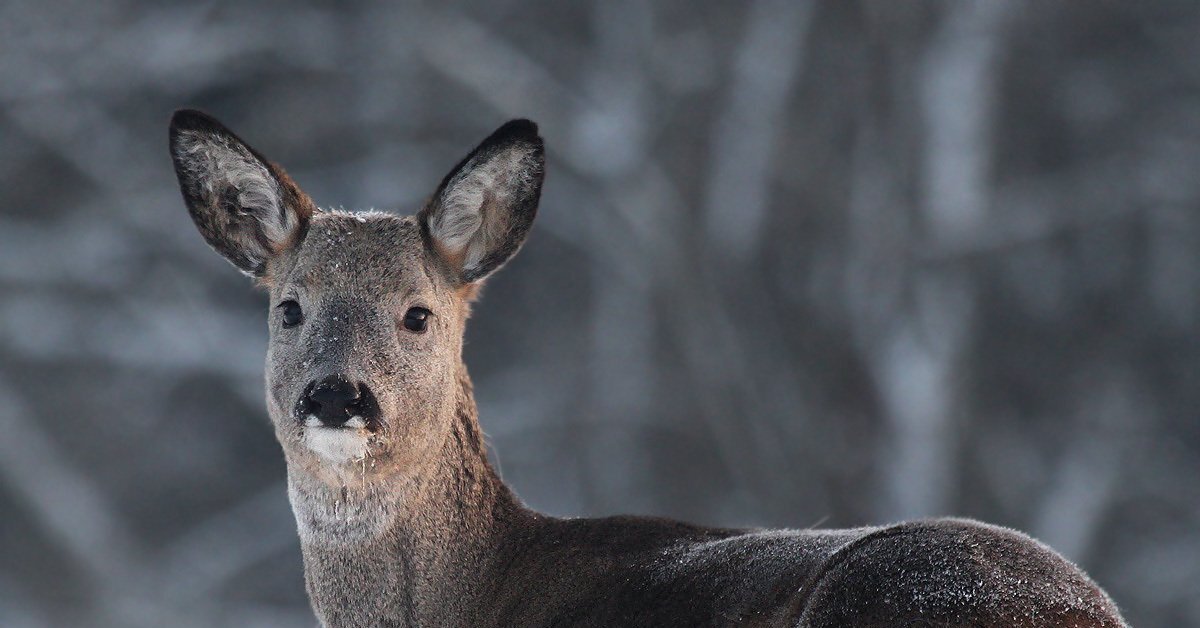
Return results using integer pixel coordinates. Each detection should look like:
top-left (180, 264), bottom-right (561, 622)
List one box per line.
top-left (302, 377), bottom-right (362, 427)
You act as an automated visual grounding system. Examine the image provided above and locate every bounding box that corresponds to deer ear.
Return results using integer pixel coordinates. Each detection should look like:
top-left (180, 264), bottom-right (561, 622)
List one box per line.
top-left (419, 119), bottom-right (544, 284)
top-left (169, 109), bottom-right (314, 276)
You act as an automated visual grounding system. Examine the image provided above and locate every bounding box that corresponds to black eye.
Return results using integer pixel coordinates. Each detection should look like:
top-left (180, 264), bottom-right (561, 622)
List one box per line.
top-left (279, 300), bottom-right (303, 327)
top-left (402, 307), bottom-right (430, 333)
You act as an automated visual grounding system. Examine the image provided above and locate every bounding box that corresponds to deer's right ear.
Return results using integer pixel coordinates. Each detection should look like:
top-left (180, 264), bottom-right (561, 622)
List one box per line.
top-left (169, 110), bottom-right (314, 276)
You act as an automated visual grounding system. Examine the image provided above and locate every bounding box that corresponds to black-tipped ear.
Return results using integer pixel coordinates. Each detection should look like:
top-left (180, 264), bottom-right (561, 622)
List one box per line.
top-left (419, 119), bottom-right (544, 283)
top-left (169, 109), bottom-right (314, 276)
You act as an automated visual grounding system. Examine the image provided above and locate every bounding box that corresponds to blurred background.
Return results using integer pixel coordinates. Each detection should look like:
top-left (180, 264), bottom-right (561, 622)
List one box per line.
top-left (1, 1), bottom-right (1197, 626)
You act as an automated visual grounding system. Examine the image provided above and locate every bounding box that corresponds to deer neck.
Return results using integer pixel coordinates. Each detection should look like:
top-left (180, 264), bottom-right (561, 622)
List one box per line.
top-left (285, 365), bottom-right (530, 626)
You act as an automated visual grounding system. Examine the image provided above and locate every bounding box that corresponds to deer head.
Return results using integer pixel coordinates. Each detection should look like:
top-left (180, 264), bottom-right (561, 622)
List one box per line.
top-left (169, 110), bottom-right (543, 488)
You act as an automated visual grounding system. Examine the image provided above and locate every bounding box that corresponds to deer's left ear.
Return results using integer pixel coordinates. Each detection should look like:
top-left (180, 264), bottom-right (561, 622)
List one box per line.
top-left (419, 119), bottom-right (544, 284)
top-left (169, 109), bottom-right (314, 277)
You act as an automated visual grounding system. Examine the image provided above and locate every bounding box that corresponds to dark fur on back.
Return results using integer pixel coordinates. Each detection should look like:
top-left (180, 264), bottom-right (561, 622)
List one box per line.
top-left (792, 520), bottom-right (1125, 627)
top-left (472, 514), bottom-right (1126, 627)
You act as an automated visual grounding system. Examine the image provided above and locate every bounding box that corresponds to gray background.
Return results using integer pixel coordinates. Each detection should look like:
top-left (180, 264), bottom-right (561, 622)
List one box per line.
top-left (1, 1), bottom-right (1197, 626)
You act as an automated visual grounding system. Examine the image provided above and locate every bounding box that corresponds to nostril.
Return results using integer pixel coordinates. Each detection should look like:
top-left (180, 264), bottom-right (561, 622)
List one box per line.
top-left (302, 377), bottom-right (363, 427)
top-left (309, 387), bottom-right (360, 409)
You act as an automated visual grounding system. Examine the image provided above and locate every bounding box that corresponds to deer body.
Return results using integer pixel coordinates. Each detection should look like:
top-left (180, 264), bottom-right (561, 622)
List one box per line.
top-left (169, 110), bottom-right (1127, 627)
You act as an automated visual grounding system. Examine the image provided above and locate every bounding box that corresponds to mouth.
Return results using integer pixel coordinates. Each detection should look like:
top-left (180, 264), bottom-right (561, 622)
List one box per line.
top-left (293, 376), bottom-right (384, 464)
top-left (301, 415), bottom-right (374, 464)
top-left (303, 414), bottom-right (370, 430)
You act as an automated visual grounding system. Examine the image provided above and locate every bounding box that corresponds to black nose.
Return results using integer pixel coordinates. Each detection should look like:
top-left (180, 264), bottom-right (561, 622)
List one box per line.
top-left (302, 376), bottom-right (362, 427)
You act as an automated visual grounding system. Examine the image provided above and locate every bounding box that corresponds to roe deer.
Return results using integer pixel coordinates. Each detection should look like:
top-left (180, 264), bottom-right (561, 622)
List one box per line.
top-left (169, 110), bottom-right (1127, 627)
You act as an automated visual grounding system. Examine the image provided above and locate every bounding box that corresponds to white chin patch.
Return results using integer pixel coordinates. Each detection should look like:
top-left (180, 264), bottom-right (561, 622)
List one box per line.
top-left (302, 415), bottom-right (370, 464)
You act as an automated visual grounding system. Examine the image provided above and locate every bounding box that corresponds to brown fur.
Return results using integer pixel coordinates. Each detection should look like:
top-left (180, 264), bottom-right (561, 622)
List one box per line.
top-left (169, 109), bottom-right (1128, 627)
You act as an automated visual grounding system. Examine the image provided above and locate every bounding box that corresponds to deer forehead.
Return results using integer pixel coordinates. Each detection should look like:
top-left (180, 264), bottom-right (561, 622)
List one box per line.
top-left (276, 212), bottom-right (450, 301)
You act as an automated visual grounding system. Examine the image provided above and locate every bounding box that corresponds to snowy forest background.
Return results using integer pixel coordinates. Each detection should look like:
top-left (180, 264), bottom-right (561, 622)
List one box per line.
top-left (1, 1), bottom-right (1198, 626)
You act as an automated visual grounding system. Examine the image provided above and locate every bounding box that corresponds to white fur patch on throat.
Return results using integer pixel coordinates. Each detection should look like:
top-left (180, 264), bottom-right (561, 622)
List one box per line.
top-left (303, 415), bottom-right (370, 464)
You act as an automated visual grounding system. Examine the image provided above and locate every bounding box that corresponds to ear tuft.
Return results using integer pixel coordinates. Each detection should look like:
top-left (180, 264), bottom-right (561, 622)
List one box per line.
top-left (169, 109), bottom-right (313, 276)
top-left (420, 119), bottom-right (544, 283)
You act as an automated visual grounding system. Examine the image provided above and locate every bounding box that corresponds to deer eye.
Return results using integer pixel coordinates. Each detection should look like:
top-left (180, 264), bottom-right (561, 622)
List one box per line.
top-left (279, 300), bottom-right (303, 327)
top-left (402, 307), bottom-right (430, 333)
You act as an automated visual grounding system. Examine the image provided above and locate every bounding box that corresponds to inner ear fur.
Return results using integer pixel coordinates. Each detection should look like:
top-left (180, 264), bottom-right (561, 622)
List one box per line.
top-left (169, 109), bottom-right (314, 277)
top-left (419, 119), bottom-right (544, 284)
